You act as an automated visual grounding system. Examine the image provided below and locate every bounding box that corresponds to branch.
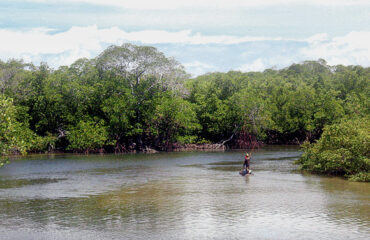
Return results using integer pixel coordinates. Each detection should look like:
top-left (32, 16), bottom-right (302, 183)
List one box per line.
top-left (220, 133), bottom-right (235, 145)
top-left (219, 122), bottom-right (243, 145)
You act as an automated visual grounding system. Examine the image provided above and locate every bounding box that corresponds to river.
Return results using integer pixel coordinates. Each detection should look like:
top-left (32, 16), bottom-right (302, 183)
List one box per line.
top-left (0, 146), bottom-right (369, 240)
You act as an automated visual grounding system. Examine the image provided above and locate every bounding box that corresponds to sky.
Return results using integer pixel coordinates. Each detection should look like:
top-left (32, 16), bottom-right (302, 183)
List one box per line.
top-left (1, 0), bottom-right (369, 76)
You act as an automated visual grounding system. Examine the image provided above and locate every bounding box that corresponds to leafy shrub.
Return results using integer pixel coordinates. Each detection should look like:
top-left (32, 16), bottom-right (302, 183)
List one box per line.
top-left (176, 135), bottom-right (198, 144)
top-left (196, 138), bottom-right (212, 144)
top-left (29, 133), bottom-right (57, 152)
top-left (297, 117), bottom-right (370, 181)
top-left (67, 120), bottom-right (112, 153)
top-left (153, 95), bottom-right (201, 144)
top-left (0, 96), bottom-right (32, 157)
top-left (348, 172), bottom-right (370, 182)
top-left (0, 95), bottom-right (59, 167)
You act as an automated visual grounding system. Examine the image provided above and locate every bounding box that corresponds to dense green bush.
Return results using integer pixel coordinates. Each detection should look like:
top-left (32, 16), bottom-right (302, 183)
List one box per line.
top-left (152, 95), bottom-right (201, 145)
top-left (297, 117), bottom-right (370, 181)
top-left (66, 120), bottom-right (112, 153)
top-left (0, 95), bottom-right (54, 166)
top-left (0, 95), bottom-right (36, 159)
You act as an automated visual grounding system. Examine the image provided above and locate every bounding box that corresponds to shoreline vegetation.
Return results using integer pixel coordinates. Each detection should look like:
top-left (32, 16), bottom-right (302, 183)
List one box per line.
top-left (0, 43), bottom-right (369, 180)
top-left (297, 117), bottom-right (369, 182)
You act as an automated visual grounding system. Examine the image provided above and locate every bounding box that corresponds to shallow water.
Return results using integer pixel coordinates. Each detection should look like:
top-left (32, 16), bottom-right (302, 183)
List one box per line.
top-left (0, 146), bottom-right (369, 240)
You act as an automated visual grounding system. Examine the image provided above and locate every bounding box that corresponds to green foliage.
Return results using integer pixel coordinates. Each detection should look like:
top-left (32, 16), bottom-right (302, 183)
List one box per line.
top-left (102, 95), bottom-right (132, 140)
top-left (67, 120), bottom-right (112, 153)
top-left (297, 117), bottom-right (370, 181)
top-left (0, 95), bottom-right (54, 166)
top-left (28, 133), bottom-right (57, 153)
top-left (229, 87), bottom-right (272, 139)
top-left (187, 73), bottom-right (242, 142)
top-left (176, 135), bottom-right (198, 144)
top-left (0, 95), bottom-right (30, 156)
top-left (348, 172), bottom-right (370, 182)
top-left (152, 94), bottom-right (200, 144)
top-left (188, 61), bottom-right (367, 143)
top-left (1, 45), bottom-right (369, 168)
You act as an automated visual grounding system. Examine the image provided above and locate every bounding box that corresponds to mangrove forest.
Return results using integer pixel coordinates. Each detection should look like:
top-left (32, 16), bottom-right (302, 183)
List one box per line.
top-left (0, 44), bottom-right (369, 180)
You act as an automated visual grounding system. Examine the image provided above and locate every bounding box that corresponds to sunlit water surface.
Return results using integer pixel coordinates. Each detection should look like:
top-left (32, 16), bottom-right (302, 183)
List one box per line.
top-left (0, 146), bottom-right (369, 240)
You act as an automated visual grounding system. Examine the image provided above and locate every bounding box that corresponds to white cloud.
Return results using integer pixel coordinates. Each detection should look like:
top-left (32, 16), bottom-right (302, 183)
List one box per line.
top-left (238, 59), bottom-right (267, 72)
top-left (0, 26), bottom-right (283, 67)
top-left (236, 31), bottom-right (370, 72)
top-left (301, 31), bottom-right (370, 66)
top-left (23, 0), bottom-right (370, 9)
top-left (183, 61), bottom-right (216, 77)
top-left (306, 33), bottom-right (329, 43)
top-left (237, 56), bottom-right (297, 72)
top-left (236, 32), bottom-right (370, 73)
top-left (0, 26), bottom-right (369, 75)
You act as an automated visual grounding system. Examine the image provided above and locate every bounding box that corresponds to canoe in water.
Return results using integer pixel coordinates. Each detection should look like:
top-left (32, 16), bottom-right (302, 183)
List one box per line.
top-left (239, 169), bottom-right (252, 176)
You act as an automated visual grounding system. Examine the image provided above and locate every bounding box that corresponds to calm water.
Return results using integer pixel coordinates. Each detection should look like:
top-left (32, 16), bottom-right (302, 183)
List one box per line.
top-left (0, 146), bottom-right (369, 240)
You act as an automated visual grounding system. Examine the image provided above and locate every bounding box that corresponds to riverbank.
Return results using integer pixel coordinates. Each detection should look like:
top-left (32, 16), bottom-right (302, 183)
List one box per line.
top-left (171, 143), bottom-right (226, 151)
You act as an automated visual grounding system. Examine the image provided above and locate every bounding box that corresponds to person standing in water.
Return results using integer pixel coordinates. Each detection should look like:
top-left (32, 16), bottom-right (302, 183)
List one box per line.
top-left (243, 152), bottom-right (251, 174)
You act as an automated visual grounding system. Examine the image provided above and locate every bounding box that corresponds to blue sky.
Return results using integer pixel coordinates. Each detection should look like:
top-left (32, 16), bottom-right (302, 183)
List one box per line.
top-left (1, 0), bottom-right (369, 76)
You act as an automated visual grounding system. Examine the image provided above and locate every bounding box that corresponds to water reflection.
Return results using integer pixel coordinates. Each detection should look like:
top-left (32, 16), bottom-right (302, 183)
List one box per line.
top-left (0, 147), bottom-right (369, 240)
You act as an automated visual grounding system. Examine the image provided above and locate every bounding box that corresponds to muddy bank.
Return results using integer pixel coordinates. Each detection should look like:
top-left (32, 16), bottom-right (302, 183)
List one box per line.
top-left (170, 143), bottom-right (226, 151)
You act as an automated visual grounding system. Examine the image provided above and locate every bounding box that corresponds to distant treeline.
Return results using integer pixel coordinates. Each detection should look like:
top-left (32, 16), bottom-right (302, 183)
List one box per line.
top-left (0, 44), bottom-right (369, 160)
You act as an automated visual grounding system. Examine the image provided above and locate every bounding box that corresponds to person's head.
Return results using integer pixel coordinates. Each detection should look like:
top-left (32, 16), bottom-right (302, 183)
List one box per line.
top-left (245, 153), bottom-right (249, 157)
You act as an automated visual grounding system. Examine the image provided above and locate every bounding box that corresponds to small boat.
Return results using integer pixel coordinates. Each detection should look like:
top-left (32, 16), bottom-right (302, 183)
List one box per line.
top-left (239, 169), bottom-right (252, 176)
